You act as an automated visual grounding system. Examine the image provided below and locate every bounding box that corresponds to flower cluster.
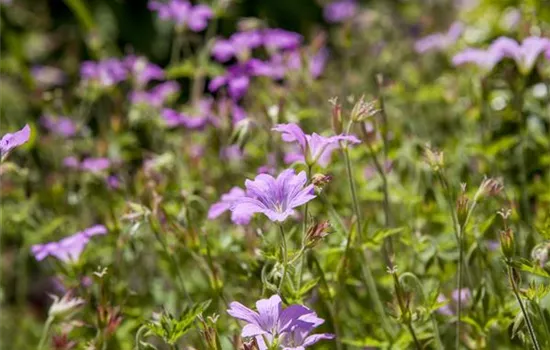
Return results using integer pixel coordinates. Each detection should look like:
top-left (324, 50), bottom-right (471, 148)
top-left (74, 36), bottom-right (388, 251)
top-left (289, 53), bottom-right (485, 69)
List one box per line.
top-left (228, 295), bottom-right (334, 349)
top-left (31, 225), bottom-right (108, 263)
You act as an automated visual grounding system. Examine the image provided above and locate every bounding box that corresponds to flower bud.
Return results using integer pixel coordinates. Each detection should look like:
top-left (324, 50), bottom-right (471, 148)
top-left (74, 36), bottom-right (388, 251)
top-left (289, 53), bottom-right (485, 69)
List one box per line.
top-left (476, 177), bottom-right (504, 200)
top-left (329, 97), bottom-right (343, 134)
top-left (311, 173), bottom-right (332, 192)
top-left (306, 220), bottom-right (331, 248)
top-left (531, 241), bottom-right (550, 268)
top-left (350, 95), bottom-right (379, 122)
top-left (48, 293), bottom-right (85, 319)
top-left (456, 193), bottom-right (469, 228)
top-left (424, 146), bottom-right (444, 172)
top-left (500, 228), bottom-right (515, 260)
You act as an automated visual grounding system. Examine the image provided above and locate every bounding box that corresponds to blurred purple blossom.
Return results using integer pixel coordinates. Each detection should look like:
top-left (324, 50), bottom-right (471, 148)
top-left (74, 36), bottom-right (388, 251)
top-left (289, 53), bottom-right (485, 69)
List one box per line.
top-left (220, 145), bottom-right (244, 161)
top-left (263, 28), bottom-right (303, 52)
top-left (208, 187), bottom-right (252, 225)
top-left (414, 22), bottom-right (464, 53)
top-left (323, 0), bottom-right (358, 23)
top-left (130, 81), bottom-right (180, 108)
top-left (436, 288), bottom-right (472, 316)
top-left (41, 116), bottom-right (77, 137)
top-left (273, 123), bottom-right (360, 167)
top-left (80, 59), bottom-right (127, 87)
top-left (31, 66), bottom-right (66, 89)
top-left (162, 108), bottom-right (210, 129)
top-left (125, 55), bottom-right (165, 86)
top-left (227, 295), bottom-right (334, 349)
top-left (31, 225), bottom-right (107, 263)
top-left (0, 124), bottom-right (31, 157)
top-left (148, 0), bottom-right (213, 31)
top-left (211, 30), bottom-right (263, 62)
top-left (491, 36), bottom-right (550, 74)
top-left (80, 158), bottom-right (111, 173)
top-left (231, 168), bottom-right (315, 222)
top-left (452, 47), bottom-right (504, 71)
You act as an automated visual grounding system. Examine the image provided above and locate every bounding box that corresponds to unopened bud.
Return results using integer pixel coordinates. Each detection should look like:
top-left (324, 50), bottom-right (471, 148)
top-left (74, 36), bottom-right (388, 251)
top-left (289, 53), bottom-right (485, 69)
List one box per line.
top-left (424, 146), bottom-right (444, 172)
top-left (350, 95), bottom-right (379, 122)
top-left (329, 97), bottom-right (343, 134)
top-left (306, 220), bottom-right (331, 248)
top-left (500, 228), bottom-right (515, 260)
top-left (476, 177), bottom-right (504, 200)
top-left (531, 241), bottom-right (550, 268)
top-left (456, 193), bottom-right (469, 228)
top-left (311, 173), bottom-right (332, 192)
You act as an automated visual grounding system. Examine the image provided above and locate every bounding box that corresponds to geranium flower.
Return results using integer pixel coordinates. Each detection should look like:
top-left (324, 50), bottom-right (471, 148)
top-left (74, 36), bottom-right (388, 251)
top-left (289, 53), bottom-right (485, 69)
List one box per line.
top-left (227, 295), bottom-right (334, 349)
top-left (272, 123), bottom-right (360, 167)
top-left (491, 36), bottom-right (550, 74)
top-left (148, 0), bottom-right (213, 32)
top-left (31, 225), bottom-right (107, 263)
top-left (125, 55), bottom-right (165, 86)
top-left (130, 81), bottom-right (180, 108)
top-left (231, 168), bottom-right (315, 222)
top-left (208, 187), bottom-right (252, 225)
top-left (414, 22), bottom-right (464, 53)
top-left (41, 116), bottom-right (77, 137)
top-left (0, 124), bottom-right (31, 158)
top-left (80, 59), bottom-right (127, 87)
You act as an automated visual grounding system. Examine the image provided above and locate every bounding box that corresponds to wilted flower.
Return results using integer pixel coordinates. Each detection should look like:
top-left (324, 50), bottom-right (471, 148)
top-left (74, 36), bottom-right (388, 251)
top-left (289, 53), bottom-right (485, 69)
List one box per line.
top-left (476, 177), bottom-right (504, 199)
top-left (350, 96), bottom-right (378, 122)
top-left (231, 169), bottom-right (316, 222)
top-left (148, 0), bottom-right (213, 31)
top-left (41, 116), bottom-right (77, 137)
top-left (323, 0), bottom-right (358, 23)
top-left (48, 293), bottom-right (85, 319)
top-left (208, 187), bottom-right (252, 225)
top-left (0, 124), bottom-right (31, 158)
top-left (414, 22), bottom-right (464, 53)
top-left (227, 295), bottom-right (334, 349)
top-left (311, 173), bottom-right (332, 191)
top-left (305, 220), bottom-right (331, 247)
top-left (272, 123), bottom-right (361, 167)
top-left (31, 225), bottom-right (107, 263)
top-left (531, 241), bottom-right (550, 267)
top-left (424, 146), bottom-right (444, 171)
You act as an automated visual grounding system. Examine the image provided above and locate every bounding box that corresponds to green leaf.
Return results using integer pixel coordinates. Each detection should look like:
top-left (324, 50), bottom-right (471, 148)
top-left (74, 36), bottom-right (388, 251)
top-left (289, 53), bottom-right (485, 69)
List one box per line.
top-left (510, 258), bottom-right (550, 279)
top-left (362, 227), bottom-right (405, 249)
top-left (144, 300), bottom-right (211, 345)
top-left (166, 60), bottom-right (224, 79)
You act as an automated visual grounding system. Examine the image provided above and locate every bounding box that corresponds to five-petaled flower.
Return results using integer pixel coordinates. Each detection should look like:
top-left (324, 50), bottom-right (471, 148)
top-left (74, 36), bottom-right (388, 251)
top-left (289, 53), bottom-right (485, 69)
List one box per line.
top-left (230, 169), bottom-right (316, 222)
top-left (227, 295), bottom-right (334, 349)
top-left (273, 123), bottom-right (361, 168)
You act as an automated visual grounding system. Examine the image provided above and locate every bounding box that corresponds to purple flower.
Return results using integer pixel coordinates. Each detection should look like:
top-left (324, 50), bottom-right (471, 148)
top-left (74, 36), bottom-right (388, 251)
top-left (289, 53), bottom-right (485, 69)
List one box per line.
top-left (414, 22), bottom-right (464, 53)
top-left (41, 116), bottom-right (77, 137)
top-left (31, 66), bottom-right (66, 89)
top-left (125, 56), bottom-right (165, 86)
top-left (0, 124), bottom-right (31, 157)
top-left (263, 29), bottom-right (303, 52)
top-left (436, 288), bottom-right (472, 316)
top-left (80, 157), bottom-right (111, 173)
top-left (272, 123), bottom-right (360, 167)
top-left (80, 59), bottom-right (127, 87)
top-left (309, 47), bottom-right (329, 78)
top-left (452, 47), bottom-right (504, 71)
top-left (211, 30), bottom-right (263, 62)
top-left (220, 144), bottom-right (244, 161)
top-left (208, 187), bottom-right (252, 225)
top-left (209, 64), bottom-right (251, 100)
top-left (491, 36), bottom-right (550, 74)
top-left (149, 0), bottom-right (212, 32)
top-left (31, 225), bottom-right (107, 263)
top-left (227, 295), bottom-right (334, 349)
top-left (131, 81), bottom-right (180, 108)
top-left (231, 169), bottom-right (315, 222)
top-left (162, 108), bottom-right (210, 129)
top-left (323, 0), bottom-right (358, 23)
top-left (63, 156), bottom-right (80, 169)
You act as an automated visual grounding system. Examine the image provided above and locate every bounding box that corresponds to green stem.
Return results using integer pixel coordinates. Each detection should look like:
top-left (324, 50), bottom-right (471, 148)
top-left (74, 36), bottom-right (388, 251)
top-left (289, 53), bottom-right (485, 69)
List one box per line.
top-left (507, 266), bottom-right (541, 350)
top-left (170, 29), bottom-right (184, 66)
top-left (278, 225), bottom-right (288, 294)
top-left (456, 234), bottom-right (463, 350)
top-left (407, 322), bottom-right (422, 350)
top-left (37, 316), bottom-right (54, 350)
top-left (297, 165), bottom-right (312, 289)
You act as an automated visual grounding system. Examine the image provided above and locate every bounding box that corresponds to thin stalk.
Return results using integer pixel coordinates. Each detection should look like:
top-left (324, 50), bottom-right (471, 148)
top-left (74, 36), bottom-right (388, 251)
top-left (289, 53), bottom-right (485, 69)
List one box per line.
top-left (342, 138), bottom-right (394, 338)
top-left (456, 235), bottom-right (464, 350)
top-left (37, 316), bottom-right (54, 350)
top-left (278, 224), bottom-right (288, 294)
top-left (406, 322), bottom-right (422, 350)
top-left (297, 165), bottom-right (312, 289)
top-left (536, 303), bottom-right (550, 343)
top-left (507, 266), bottom-right (541, 350)
top-left (170, 29), bottom-right (184, 65)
